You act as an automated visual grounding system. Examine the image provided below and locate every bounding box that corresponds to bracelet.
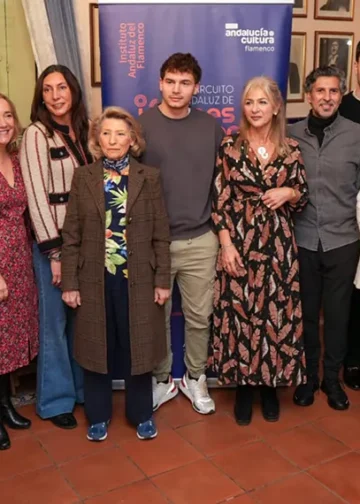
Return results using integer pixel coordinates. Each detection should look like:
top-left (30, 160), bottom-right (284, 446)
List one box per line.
top-left (49, 250), bottom-right (61, 261)
top-left (291, 188), bottom-right (297, 199)
top-left (221, 243), bottom-right (234, 249)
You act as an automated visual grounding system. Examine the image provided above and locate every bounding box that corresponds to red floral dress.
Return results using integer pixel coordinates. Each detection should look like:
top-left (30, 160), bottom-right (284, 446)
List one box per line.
top-left (0, 153), bottom-right (39, 374)
top-left (209, 136), bottom-right (308, 387)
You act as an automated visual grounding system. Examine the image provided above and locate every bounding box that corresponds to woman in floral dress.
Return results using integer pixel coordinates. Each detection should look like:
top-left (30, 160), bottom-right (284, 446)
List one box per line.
top-left (209, 77), bottom-right (309, 425)
top-left (0, 93), bottom-right (39, 450)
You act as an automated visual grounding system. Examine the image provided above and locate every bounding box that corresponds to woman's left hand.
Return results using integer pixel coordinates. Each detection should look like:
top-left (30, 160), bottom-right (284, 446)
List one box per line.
top-left (262, 188), bottom-right (293, 211)
top-left (154, 287), bottom-right (171, 306)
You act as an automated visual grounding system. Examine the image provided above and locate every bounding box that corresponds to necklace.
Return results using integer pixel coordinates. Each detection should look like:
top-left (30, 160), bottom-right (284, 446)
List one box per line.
top-left (257, 146), bottom-right (269, 160)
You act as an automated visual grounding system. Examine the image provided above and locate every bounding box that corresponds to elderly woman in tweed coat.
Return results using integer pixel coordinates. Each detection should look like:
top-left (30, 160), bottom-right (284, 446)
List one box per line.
top-left (61, 106), bottom-right (171, 442)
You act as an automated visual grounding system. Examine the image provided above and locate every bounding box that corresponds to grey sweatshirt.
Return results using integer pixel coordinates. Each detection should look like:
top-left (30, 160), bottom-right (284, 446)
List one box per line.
top-left (138, 106), bottom-right (224, 240)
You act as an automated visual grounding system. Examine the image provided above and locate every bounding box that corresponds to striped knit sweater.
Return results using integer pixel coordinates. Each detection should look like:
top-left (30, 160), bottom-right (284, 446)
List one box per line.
top-left (20, 120), bottom-right (92, 253)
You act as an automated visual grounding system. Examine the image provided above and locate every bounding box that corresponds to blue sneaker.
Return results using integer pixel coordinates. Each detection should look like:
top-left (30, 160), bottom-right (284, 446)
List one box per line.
top-left (136, 418), bottom-right (157, 440)
top-left (87, 422), bottom-right (108, 442)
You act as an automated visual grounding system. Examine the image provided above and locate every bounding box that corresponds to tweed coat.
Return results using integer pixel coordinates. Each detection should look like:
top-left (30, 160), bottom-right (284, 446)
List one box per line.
top-left (61, 157), bottom-right (171, 375)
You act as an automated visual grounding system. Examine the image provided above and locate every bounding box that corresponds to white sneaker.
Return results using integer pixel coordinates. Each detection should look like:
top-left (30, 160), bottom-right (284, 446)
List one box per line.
top-left (179, 373), bottom-right (215, 415)
top-left (152, 376), bottom-right (178, 411)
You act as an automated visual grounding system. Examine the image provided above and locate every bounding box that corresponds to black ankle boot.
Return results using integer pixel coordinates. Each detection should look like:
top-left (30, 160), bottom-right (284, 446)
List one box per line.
top-left (0, 400), bottom-right (31, 429)
top-left (234, 385), bottom-right (253, 426)
top-left (321, 378), bottom-right (349, 411)
top-left (0, 374), bottom-right (31, 430)
top-left (0, 421), bottom-right (11, 450)
top-left (293, 375), bottom-right (320, 407)
top-left (260, 387), bottom-right (280, 422)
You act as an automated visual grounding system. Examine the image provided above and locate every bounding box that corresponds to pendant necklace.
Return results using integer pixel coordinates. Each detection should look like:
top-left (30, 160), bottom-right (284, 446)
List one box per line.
top-left (257, 146), bottom-right (269, 160)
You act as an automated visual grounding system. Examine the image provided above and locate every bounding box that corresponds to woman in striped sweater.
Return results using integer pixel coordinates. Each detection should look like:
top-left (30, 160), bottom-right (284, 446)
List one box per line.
top-left (20, 65), bottom-right (93, 429)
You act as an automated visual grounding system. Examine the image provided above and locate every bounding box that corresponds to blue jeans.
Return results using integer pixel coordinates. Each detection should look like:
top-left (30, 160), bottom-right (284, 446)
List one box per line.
top-left (32, 243), bottom-right (84, 418)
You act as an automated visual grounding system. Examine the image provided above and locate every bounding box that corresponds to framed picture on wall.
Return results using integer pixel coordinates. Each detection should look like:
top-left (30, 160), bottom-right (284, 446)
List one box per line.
top-left (314, 32), bottom-right (354, 89)
top-left (288, 33), bottom-right (306, 103)
top-left (293, 0), bottom-right (308, 17)
top-left (315, 0), bottom-right (354, 20)
top-left (90, 3), bottom-right (101, 87)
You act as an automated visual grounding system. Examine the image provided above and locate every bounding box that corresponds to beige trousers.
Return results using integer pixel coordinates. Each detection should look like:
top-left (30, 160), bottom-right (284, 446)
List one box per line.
top-left (154, 230), bottom-right (219, 381)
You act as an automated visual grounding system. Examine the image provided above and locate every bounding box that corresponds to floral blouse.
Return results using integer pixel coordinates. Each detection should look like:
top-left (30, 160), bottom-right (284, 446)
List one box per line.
top-left (104, 166), bottom-right (129, 277)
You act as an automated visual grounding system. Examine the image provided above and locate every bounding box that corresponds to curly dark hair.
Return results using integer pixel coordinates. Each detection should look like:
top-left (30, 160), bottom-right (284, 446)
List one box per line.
top-left (304, 65), bottom-right (347, 95)
top-left (160, 53), bottom-right (202, 83)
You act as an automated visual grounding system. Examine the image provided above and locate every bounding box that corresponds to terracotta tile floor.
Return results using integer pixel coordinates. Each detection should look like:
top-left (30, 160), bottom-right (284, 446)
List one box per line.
top-left (1, 387), bottom-right (360, 503)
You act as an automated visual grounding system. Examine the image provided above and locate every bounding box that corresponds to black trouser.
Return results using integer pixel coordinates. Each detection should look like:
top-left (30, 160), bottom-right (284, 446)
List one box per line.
top-left (298, 241), bottom-right (360, 380)
top-left (345, 287), bottom-right (360, 368)
top-left (84, 272), bottom-right (152, 425)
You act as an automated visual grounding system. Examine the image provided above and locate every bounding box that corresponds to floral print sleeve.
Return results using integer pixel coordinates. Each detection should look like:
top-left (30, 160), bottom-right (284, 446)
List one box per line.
top-left (285, 139), bottom-right (309, 213)
top-left (212, 136), bottom-right (234, 233)
top-left (104, 167), bottom-right (129, 277)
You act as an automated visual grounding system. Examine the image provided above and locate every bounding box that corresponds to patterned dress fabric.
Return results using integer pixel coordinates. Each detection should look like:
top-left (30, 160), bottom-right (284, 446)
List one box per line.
top-left (209, 135), bottom-right (309, 387)
top-left (104, 163), bottom-right (128, 277)
top-left (0, 154), bottom-right (39, 374)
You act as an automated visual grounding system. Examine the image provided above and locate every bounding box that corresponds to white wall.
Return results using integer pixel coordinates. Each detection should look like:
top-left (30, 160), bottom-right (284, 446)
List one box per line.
top-left (0, 0), bottom-right (35, 126)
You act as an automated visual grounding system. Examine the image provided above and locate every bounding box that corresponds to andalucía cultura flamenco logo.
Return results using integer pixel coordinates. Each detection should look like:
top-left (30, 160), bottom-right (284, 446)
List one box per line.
top-left (225, 23), bottom-right (276, 52)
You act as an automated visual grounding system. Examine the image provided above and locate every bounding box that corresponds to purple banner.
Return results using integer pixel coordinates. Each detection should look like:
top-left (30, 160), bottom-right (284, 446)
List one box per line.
top-left (99, 1), bottom-right (293, 378)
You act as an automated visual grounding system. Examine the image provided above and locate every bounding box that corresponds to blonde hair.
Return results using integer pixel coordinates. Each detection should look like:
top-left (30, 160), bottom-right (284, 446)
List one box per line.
top-left (0, 93), bottom-right (22, 153)
top-left (237, 76), bottom-right (290, 157)
top-left (88, 106), bottom-right (145, 159)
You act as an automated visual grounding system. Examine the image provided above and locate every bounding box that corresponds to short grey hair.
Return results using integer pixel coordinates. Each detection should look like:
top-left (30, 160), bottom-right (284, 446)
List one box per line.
top-left (304, 66), bottom-right (347, 95)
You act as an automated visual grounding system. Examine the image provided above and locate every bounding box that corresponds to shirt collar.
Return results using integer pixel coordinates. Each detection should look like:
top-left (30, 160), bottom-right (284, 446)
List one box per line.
top-left (50, 118), bottom-right (70, 135)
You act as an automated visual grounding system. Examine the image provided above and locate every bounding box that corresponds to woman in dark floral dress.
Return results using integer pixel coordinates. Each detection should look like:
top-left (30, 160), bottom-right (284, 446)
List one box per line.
top-left (0, 94), bottom-right (39, 450)
top-left (209, 77), bottom-right (309, 425)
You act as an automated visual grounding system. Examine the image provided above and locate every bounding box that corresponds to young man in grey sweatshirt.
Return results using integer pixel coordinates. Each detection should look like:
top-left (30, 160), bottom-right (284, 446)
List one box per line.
top-left (138, 53), bottom-right (223, 414)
